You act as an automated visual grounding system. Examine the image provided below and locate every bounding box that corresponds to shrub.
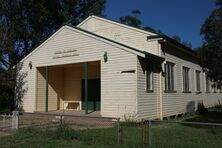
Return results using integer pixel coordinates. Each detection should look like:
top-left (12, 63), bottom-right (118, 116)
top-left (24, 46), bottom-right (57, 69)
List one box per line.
top-left (197, 101), bottom-right (208, 114)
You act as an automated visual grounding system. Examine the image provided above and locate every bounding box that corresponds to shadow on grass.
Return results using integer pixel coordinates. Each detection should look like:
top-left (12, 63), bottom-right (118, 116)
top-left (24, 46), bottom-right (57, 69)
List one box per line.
top-left (184, 108), bottom-right (222, 123)
top-left (180, 107), bottom-right (222, 133)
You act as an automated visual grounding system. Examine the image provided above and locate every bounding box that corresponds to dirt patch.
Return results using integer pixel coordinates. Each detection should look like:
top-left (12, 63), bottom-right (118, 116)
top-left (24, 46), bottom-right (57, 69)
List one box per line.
top-left (19, 112), bottom-right (117, 129)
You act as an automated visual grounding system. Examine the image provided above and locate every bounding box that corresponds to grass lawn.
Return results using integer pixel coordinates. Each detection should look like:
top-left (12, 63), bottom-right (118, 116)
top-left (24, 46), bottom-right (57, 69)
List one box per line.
top-left (0, 106), bottom-right (222, 148)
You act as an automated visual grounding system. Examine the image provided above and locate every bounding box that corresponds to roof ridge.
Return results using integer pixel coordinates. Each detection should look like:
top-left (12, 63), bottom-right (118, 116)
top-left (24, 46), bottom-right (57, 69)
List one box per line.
top-left (84, 15), bottom-right (195, 53)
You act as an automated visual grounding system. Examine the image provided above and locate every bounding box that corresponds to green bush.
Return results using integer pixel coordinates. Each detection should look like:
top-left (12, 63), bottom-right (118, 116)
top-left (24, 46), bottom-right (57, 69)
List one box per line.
top-left (197, 102), bottom-right (208, 114)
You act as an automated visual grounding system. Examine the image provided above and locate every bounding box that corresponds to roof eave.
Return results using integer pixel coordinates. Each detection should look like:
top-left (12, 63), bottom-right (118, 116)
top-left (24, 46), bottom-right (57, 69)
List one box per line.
top-left (143, 51), bottom-right (165, 62)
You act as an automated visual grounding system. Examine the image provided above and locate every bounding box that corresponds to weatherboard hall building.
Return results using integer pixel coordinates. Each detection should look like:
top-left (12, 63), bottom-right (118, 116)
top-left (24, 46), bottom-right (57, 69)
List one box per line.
top-left (18, 16), bottom-right (222, 120)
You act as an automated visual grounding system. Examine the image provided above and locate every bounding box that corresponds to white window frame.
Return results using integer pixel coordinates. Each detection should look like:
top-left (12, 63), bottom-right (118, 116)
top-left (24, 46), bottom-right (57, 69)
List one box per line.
top-left (182, 66), bottom-right (190, 92)
top-left (164, 61), bottom-right (175, 92)
top-left (145, 70), bottom-right (153, 92)
top-left (195, 70), bottom-right (201, 92)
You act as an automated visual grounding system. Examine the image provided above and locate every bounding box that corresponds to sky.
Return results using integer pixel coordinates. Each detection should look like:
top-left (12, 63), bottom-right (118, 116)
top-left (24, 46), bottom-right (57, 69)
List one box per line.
top-left (105, 0), bottom-right (216, 48)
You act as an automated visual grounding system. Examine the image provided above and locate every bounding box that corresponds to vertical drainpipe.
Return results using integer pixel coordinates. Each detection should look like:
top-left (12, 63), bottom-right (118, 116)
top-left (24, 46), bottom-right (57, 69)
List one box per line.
top-left (45, 66), bottom-right (48, 112)
top-left (84, 62), bottom-right (88, 114)
top-left (158, 43), bottom-right (163, 120)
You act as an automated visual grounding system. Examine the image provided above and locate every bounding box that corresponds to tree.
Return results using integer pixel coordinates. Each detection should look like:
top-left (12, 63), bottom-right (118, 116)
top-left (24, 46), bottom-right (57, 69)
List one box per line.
top-left (119, 9), bottom-right (160, 35)
top-left (0, 0), bottom-right (106, 111)
top-left (119, 9), bottom-right (142, 28)
top-left (199, 0), bottom-right (222, 88)
top-left (172, 35), bottom-right (192, 48)
top-left (182, 41), bottom-right (192, 48)
top-left (172, 35), bottom-right (181, 43)
top-left (119, 10), bottom-right (192, 49)
top-left (0, 0), bottom-right (106, 67)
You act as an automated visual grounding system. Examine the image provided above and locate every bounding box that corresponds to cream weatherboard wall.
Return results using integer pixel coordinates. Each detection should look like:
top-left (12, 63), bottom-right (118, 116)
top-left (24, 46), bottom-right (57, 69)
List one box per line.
top-left (36, 67), bottom-right (64, 111)
top-left (161, 45), bottom-right (222, 117)
top-left (136, 57), bottom-right (161, 120)
top-left (62, 62), bottom-right (100, 109)
top-left (19, 26), bottom-right (139, 119)
top-left (19, 16), bottom-right (222, 120)
top-left (78, 16), bottom-right (159, 56)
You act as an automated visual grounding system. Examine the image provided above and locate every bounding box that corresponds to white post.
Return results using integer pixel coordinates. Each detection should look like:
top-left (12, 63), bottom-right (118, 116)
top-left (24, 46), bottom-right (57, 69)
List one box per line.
top-left (12, 111), bottom-right (19, 130)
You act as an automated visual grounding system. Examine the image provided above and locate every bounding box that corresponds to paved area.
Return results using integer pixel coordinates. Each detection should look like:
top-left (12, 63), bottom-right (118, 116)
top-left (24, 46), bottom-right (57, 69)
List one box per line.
top-left (0, 119), bottom-right (13, 137)
top-left (19, 112), bottom-right (117, 129)
top-left (38, 110), bottom-right (101, 117)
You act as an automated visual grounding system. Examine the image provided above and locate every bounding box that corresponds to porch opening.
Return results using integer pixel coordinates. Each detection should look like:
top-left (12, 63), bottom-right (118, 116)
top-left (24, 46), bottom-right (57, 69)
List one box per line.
top-left (35, 61), bottom-right (101, 114)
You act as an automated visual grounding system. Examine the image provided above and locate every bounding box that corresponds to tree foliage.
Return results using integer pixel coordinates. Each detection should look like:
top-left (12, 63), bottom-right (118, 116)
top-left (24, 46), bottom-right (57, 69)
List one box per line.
top-left (0, 0), bottom-right (106, 111)
top-left (172, 35), bottom-right (192, 48)
top-left (119, 9), bottom-right (142, 28)
top-left (119, 10), bottom-right (192, 49)
top-left (172, 35), bottom-right (181, 43)
top-left (119, 9), bottom-right (159, 34)
top-left (199, 0), bottom-right (222, 87)
top-left (0, 0), bottom-right (106, 67)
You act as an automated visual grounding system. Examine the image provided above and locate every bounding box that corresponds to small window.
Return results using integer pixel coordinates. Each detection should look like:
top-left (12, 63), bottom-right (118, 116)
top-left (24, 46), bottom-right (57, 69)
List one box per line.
top-left (146, 70), bottom-right (153, 92)
top-left (164, 62), bottom-right (175, 91)
top-left (196, 70), bottom-right (201, 92)
top-left (205, 76), bottom-right (210, 92)
top-left (183, 67), bottom-right (190, 92)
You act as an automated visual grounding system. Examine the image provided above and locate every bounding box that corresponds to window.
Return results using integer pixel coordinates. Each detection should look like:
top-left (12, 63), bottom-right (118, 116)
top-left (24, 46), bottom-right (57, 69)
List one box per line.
top-left (146, 70), bottom-right (153, 92)
top-left (183, 67), bottom-right (190, 92)
top-left (164, 62), bottom-right (174, 91)
top-left (196, 70), bottom-right (201, 92)
top-left (205, 76), bottom-right (210, 92)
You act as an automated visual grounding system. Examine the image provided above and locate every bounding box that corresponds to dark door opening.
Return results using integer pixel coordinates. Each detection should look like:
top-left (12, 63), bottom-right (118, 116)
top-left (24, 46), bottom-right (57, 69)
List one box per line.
top-left (81, 79), bottom-right (101, 111)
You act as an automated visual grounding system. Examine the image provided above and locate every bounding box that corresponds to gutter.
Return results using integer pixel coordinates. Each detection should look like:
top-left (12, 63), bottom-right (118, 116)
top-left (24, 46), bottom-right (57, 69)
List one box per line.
top-left (147, 35), bottom-right (199, 59)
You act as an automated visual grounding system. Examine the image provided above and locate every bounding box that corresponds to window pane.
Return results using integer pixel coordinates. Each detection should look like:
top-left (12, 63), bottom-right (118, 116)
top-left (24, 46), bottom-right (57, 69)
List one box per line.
top-left (183, 67), bottom-right (189, 91)
top-left (196, 71), bottom-right (200, 91)
top-left (165, 62), bottom-right (174, 91)
top-left (146, 70), bottom-right (153, 91)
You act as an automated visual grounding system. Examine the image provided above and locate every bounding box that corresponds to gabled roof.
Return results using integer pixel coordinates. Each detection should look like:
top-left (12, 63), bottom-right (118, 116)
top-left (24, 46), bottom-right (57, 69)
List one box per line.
top-left (77, 15), bottom-right (158, 36)
top-left (78, 15), bottom-right (198, 58)
top-left (20, 24), bottom-right (164, 63)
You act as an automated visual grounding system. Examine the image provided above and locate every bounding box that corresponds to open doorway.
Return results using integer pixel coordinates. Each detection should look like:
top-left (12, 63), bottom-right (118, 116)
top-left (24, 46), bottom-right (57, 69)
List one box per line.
top-left (81, 78), bottom-right (101, 111)
top-left (35, 61), bottom-right (101, 114)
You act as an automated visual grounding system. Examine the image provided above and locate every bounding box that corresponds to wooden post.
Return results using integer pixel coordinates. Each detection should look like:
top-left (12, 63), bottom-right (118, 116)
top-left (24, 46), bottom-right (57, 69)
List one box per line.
top-left (148, 120), bottom-right (151, 147)
top-left (141, 119), bottom-right (144, 145)
top-left (117, 118), bottom-right (121, 145)
top-left (145, 120), bottom-right (147, 145)
top-left (45, 66), bottom-right (48, 112)
top-left (84, 63), bottom-right (88, 114)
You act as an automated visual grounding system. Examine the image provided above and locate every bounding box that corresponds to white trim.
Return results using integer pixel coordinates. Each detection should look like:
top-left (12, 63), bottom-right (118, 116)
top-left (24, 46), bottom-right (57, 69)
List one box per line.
top-left (182, 66), bottom-right (191, 91)
top-left (195, 70), bottom-right (201, 92)
top-left (65, 26), bottom-right (145, 57)
top-left (164, 61), bottom-right (175, 91)
top-left (20, 26), bottom-right (67, 63)
top-left (77, 15), bottom-right (157, 36)
top-left (35, 59), bottom-right (99, 68)
top-left (20, 25), bottom-right (146, 63)
top-left (158, 43), bottom-right (163, 120)
top-left (34, 67), bottom-right (38, 111)
top-left (135, 58), bottom-right (138, 118)
top-left (145, 70), bottom-right (153, 91)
